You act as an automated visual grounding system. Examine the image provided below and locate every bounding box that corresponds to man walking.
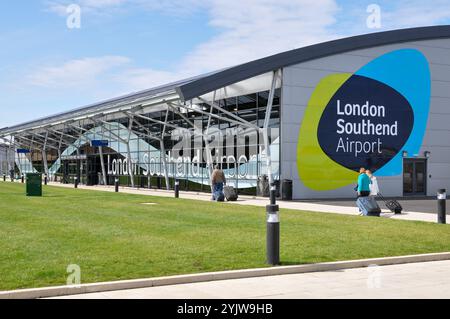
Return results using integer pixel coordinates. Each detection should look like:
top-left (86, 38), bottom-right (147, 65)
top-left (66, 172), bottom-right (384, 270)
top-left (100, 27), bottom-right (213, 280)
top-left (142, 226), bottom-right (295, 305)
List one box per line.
top-left (211, 165), bottom-right (226, 201)
top-left (357, 167), bottom-right (371, 197)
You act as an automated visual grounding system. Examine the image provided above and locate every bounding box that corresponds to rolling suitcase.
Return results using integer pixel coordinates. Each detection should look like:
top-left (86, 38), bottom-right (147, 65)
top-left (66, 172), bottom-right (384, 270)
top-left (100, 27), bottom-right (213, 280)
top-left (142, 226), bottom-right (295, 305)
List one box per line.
top-left (356, 196), bottom-right (381, 217)
top-left (223, 185), bottom-right (238, 201)
top-left (378, 193), bottom-right (402, 214)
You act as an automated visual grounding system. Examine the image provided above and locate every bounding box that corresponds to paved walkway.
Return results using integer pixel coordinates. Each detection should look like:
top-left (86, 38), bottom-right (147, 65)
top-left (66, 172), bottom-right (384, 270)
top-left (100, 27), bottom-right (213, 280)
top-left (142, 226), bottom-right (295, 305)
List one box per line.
top-left (48, 182), bottom-right (445, 224)
top-left (53, 260), bottom-right (450, 299)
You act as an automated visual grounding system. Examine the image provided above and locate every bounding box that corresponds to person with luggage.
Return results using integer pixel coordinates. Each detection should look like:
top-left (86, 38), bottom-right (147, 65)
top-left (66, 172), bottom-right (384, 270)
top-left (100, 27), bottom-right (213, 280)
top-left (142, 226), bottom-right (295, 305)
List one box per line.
top-left (211, 165), bottom-right (226, 201)
top-left (364, 169), bottom-right (403, 214)
top-left (355, 167), bottom-right (381, 217)
top-left (357, 167), bottom-right (371, 198)
top-left (366, 170), bottom-right (379, 196)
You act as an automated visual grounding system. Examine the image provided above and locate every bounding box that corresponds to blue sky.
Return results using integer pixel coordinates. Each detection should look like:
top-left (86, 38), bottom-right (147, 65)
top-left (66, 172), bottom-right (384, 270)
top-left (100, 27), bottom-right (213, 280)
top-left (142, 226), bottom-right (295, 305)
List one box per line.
top-left (1, 0), bottom-right (450, 128)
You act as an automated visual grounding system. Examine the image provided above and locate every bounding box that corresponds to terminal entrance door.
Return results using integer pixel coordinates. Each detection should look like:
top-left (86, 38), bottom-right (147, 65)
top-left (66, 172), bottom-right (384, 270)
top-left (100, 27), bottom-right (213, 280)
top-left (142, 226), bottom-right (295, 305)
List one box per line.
top-left (86, 155), bottom-right (100, 186)
top-left (403, 159), bottom-right (427, 196)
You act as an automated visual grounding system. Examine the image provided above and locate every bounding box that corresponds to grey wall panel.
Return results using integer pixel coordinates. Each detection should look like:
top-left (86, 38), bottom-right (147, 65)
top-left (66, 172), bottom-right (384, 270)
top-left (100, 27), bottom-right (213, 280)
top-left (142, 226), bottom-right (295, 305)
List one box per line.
top-left (428, 163), bottom-right (450, 179)
top-left (281, 38), bottom-right (450, 199)
top-left (421, 130), bottom-right (450, 147)
top-left (409, 39), bottom-right (450, 49)
top-left (427, 179), bottom-right (450, 197)
top-left (282, 142), bottom-right (298, 162)
top-left (282, 86), bottom-right (315, 108)
top-left (429, 97), bottom-right (450, 114)
top-left (283, 68), bottom-right (333, 88)
top-left (290, 55), bottom-right (371, 74)
top-left (282, 123), bottom-right (302, 143)
top-left (419, 147), bottom-right (450, 164)
top-left (429, 64), bottom-right (450, 82)
top-left (426, 113), bottom-right (450, 130)
top-left (432, 81), bottom-right (450, 98)
top-left (344, 41), bottom-right (450, 65)
top-left (281, 104), bottom-right (306, 125)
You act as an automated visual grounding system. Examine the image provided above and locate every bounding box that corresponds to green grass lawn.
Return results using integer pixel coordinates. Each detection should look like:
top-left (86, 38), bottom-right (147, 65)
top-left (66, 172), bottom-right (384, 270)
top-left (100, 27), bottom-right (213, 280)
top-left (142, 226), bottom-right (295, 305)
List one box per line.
top-left (0, 181), bottom-right (449, 291)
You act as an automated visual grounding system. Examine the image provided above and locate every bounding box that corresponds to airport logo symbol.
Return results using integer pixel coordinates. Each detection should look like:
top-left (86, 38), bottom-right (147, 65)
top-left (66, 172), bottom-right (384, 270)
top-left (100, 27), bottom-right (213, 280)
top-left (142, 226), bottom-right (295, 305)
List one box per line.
top-left (297, 49), bottom-right (431, 191)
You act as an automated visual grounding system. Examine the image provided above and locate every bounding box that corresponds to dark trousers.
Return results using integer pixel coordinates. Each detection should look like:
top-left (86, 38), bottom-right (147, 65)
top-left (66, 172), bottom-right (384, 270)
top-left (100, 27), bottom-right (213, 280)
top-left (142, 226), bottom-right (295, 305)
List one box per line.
top-left (357, 191), bottom-right (370, 198)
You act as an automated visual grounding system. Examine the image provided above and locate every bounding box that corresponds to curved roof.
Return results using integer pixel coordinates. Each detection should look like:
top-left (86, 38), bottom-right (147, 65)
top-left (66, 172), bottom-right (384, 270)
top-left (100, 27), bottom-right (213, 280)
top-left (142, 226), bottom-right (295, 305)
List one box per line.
top-left (176, 25), bottom-right (450, 102)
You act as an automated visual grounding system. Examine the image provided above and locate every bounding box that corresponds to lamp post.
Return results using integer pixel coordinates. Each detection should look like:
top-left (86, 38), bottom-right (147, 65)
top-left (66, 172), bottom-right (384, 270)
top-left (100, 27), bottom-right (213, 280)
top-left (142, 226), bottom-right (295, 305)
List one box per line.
top-left (438, 189), bottom-right (446, 224)
top-left (115, 178), bottom-right (119, 193)
top-left (266, 204), bottom-right (280, 265)
top-left (174, 180), bottom-right (180, 198)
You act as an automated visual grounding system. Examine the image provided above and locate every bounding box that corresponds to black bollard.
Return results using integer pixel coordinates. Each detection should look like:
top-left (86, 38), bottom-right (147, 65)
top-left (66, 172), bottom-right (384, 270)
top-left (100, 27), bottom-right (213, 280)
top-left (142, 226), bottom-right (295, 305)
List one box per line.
top-left (74, 177), bottom-right (78, 189)
top-left (270, 183), bottom-right (277, 205)
top-left (44, 175), bottom-right (48, 186)
top-left (115, 178), bottom-right (119, 193)
top-left (266, 204), bottom-right (280, 265)
top-left (175, 180), bottom-right (180, 198)
top-left (21, 175), bottom-right (24, 184)
top-left (3, 174), bottom-right (5, 182)
top-left (438, 189), bottom-right (446, 224)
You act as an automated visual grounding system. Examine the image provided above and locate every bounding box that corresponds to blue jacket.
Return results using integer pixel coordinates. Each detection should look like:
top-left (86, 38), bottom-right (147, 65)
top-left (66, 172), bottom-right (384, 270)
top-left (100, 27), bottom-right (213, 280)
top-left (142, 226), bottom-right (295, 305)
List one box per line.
top-left (357, 173), bottom-right (371, 192)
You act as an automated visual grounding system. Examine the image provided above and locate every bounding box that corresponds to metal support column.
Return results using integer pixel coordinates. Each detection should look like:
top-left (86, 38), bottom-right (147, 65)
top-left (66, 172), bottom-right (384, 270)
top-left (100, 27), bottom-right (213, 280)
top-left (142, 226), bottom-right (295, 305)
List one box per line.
top-left (42, 132), bottom-right (49, 179)
top-left (98, 123), bottom-right (108, 186)
top-left (261, 70), bottom-right (280, 187)
top-left (98, 146), bottom-right (107, 186)
top-left (127, 116), bottom-right (135, 188)
top-left (161, 109), bottom-right (170, 191)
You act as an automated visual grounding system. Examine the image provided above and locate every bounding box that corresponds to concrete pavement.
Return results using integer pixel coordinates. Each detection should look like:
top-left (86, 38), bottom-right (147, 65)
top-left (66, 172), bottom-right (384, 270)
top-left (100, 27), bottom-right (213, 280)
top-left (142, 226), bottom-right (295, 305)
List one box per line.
top-left (47, 182), bottom-right (446, 224)
top-left (52, 260), bottom-right (450, 299)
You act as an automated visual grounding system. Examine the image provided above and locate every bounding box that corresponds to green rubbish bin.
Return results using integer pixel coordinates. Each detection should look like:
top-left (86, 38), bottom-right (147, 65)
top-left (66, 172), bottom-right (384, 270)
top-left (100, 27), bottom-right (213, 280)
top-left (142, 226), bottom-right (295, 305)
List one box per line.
top-left (26, 173), bottom-right (42, 197)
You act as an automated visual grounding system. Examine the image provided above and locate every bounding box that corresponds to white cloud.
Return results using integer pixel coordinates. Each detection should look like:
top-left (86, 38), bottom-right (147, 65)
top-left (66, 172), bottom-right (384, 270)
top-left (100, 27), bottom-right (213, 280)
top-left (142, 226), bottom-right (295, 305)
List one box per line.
top-left (27, 56), bottom-right (131, 88)
top-left (180, 0), bottom-right (340, 74)
top-left (381, 0), bottom-right (450, 29)
top-left (37, 0), bottom-right (341, 95)
top-left (113, 67), bottom-right (181, 92)
top-left (46, 0), bottom-right (128, 16)
top-left (38, 0), bottom-right (450, 97)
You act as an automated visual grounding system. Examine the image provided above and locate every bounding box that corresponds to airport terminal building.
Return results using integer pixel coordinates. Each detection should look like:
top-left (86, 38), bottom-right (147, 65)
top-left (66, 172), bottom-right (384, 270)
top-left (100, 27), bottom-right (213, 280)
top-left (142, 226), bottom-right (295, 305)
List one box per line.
top-left (1, 25), bottom-right (450, 199)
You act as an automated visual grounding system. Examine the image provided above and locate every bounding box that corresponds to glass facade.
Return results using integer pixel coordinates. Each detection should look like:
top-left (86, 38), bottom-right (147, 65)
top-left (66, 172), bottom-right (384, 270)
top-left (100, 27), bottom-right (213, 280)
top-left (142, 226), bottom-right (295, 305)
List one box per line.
top-left (13, 89), bottom-right (281, 195)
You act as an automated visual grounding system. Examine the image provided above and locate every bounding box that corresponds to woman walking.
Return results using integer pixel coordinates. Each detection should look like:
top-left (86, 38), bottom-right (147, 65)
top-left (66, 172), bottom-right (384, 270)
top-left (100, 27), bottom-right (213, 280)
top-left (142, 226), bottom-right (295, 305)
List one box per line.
top-left (366, 169), bottom-right (379, 196)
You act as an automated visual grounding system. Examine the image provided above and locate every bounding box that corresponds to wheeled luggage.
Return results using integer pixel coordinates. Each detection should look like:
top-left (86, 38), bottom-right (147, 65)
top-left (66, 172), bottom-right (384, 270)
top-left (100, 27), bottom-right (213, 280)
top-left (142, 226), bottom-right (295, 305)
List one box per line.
top-left (356, 196), bottom-right (381, 217)
top-left (378, 193), bottom-right (402, 214)
top-left (223, 185), bottom-right (238, 201)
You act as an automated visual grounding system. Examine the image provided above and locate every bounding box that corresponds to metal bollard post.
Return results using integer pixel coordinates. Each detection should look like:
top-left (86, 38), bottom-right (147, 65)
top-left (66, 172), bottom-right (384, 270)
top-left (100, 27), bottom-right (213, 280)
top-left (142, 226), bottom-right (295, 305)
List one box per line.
top-left (438, 189), bottom-right (446, 224)
top-left (266, 204), bottom-right (280, 265)
top-left (21, 174), bottom-right (24, 183)
top-left (115, 178), bottom-right (119, 193)
top-left (44, 175), bottom-right (48, 186)
top-left (175, 180), bottom-right (180, 198)
top-left (3, 174), bottom-right (5, 182)
top-left (270, 183), bottom-right (277, 205)
top-left (74, 177), bottom-right (78, 189)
